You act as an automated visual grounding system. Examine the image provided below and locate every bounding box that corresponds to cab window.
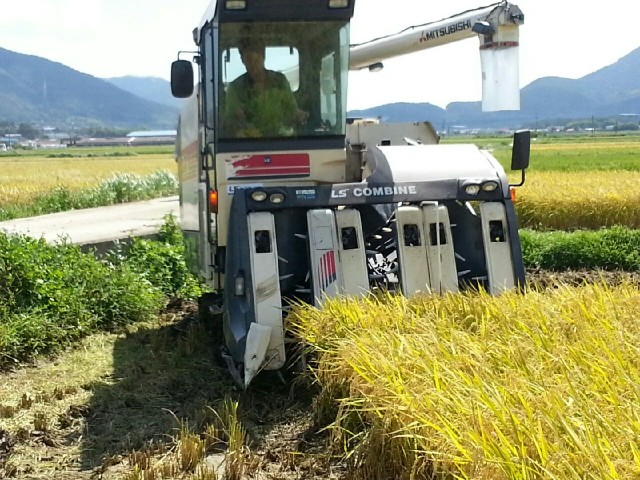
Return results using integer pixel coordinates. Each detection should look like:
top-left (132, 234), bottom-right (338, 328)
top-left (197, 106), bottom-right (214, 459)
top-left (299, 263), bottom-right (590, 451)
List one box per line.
top-left (218, 21), bottom-right (349, 141)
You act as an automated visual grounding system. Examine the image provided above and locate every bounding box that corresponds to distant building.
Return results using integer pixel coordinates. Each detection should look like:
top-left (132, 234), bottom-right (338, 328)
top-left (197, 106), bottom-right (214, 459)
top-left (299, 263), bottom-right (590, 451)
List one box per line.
top-left (126, 130), bottom-right (177, 138)
top-left (0, 134), bottom-right (22, 146)
top-left (70, 130), bottom-right (177, 148)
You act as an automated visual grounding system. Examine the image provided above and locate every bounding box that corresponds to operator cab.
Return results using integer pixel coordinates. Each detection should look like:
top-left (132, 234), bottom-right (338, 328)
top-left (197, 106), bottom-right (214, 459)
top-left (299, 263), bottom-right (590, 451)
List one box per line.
top-left (172, 0), bottom-right (355, 151)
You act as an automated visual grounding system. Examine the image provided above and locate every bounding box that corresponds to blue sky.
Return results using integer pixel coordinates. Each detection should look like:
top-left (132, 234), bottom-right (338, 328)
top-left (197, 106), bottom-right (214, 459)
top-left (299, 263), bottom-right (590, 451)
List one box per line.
top-left (1, 0), bottom-right (638, 109)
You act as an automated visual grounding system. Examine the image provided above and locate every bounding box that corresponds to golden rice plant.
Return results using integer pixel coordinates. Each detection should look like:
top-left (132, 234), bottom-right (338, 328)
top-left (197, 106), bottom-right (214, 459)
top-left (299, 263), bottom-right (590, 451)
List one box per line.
top-left (124, 420), bottom-right (221, 479)
top-left (178, 421), bottom-right (207, 472)
top-left (291, 282), bottom-right (640, 479)
top-left (213, 398), bottom-right (248, 480)
top-left (515, 170), bottom-right (640, 230)
top-left (0, 153), bottom-right (176, 206)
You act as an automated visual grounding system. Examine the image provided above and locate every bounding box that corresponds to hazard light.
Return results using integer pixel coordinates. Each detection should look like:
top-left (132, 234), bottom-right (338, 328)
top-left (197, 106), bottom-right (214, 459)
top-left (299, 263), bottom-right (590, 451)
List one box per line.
top-left (209, 190), bottom-right (218, 213)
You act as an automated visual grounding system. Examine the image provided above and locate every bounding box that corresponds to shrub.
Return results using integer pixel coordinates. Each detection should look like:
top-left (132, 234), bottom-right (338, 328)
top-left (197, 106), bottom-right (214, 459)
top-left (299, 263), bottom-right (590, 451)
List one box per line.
top-left (0, 213), bottom-right (209, 365)
top-left (521, 226), bottom-right (640, 270)
top-left (0, 232), bottom-right (163, 365)
top-left (109, 216), bottom-right (206, 299)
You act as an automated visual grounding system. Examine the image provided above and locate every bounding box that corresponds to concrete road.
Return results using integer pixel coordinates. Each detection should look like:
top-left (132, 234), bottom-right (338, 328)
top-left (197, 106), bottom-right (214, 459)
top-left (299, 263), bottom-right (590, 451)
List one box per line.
top-left (0, 196), bottom-right (179, 249)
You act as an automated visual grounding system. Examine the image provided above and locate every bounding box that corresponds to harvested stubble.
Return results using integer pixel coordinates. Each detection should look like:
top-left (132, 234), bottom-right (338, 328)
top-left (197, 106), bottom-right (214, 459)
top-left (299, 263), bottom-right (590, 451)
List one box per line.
top-left (291, 282), bottom-right (640, 479)
top-left (516, 170), bottom-right (640, 230)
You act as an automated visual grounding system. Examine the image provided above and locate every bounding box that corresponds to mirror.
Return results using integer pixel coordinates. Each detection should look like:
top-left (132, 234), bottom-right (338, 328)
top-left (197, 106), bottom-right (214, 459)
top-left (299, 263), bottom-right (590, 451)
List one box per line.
top-left (171, 60), bottom-right (194, 98)
top-left (511, 130), bottom-right (530, 171)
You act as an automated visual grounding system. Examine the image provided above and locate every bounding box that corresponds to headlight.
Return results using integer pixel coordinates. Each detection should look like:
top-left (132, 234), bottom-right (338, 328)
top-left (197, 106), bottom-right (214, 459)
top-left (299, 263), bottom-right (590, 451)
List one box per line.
top-left (269, 193), bottom-right (285, 204)
top-left (251, 190), bottom-right (267, 202)
top-left (464, 184), bottom-right (481, 195)
top-left (481, 181), bottom-right (499, 192)
top-left (225, 0), bottom-right (246, 9)
top-left (234, 274), bottom-right (245, 296)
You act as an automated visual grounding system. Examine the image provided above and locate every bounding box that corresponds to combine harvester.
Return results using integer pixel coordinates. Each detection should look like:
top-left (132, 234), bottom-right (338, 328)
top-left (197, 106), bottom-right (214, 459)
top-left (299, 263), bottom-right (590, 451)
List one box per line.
top-left (170, 0), bottom-right (530, 386)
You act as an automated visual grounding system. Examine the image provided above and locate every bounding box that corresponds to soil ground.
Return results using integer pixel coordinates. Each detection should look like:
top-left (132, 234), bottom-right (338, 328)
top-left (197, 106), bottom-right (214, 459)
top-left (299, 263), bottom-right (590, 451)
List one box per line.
top-left (0, 299), bottom-right (343, 479)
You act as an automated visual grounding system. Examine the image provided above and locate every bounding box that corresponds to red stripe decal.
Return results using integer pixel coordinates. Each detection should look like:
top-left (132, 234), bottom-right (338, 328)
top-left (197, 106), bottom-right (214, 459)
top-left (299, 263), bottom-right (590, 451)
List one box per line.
top-left (322, 253), bottom-right (328, 290)
top-left (236, 167), bottom-right (310, 176)
top-left (230, 153), bottom-right (310, 179)
top-left (332, 251), bottom-right (337, 283)
top-left (317, 250), bottom-right (338, 292)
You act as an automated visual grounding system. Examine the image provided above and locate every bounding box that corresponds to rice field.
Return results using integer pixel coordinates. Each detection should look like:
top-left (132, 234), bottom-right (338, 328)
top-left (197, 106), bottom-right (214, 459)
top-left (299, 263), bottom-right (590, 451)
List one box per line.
top-left (286, 135), bottom-right (640, 478)
top-left (1, 138), bottom-right (639, 231)
top-left (291, 283), bottom-right (640, 479)
top-left (0, 149), bottom-right (176, 207)
top-left (515, 170), bottom-right (640, 230)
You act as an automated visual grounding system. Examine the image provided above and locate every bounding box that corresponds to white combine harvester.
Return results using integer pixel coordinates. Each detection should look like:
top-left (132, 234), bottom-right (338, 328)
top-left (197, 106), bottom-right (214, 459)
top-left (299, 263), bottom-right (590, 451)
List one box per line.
top-left (171, 0), bottom-right (530, 387)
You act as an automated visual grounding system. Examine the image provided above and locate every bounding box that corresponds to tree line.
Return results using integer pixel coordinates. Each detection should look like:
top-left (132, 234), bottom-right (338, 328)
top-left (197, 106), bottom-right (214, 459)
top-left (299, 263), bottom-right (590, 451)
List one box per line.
top-left (0, 121), bottom-right (131, 140)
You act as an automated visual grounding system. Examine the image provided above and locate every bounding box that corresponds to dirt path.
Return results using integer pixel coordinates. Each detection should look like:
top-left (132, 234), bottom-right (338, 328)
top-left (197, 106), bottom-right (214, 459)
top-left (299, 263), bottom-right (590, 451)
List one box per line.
top-left (0, 300), bottom-right (341, 479)
top-left (0, 196), bottom-right (179, 248)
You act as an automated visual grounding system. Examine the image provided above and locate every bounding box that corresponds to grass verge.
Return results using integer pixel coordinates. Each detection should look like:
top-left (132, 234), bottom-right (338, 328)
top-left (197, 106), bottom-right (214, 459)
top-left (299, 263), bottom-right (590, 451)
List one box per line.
top-left (2, 217), bottom-right (639, 368)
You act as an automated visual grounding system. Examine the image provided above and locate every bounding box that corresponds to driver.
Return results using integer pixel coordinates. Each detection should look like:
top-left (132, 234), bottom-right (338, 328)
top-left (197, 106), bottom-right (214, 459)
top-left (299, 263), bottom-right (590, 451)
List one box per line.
top-left (222, 37), bottom-right (302, 138)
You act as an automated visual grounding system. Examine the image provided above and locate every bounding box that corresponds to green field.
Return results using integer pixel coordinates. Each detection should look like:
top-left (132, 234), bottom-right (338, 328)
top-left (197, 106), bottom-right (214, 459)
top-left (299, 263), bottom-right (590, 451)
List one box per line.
top-left (443, 133), bottom-right (640, 172)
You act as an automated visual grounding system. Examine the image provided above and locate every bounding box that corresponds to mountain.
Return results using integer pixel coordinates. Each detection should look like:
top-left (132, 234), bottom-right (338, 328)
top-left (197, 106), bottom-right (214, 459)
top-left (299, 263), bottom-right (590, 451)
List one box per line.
top-left (0, 47), bottom-right (178, 129)
top-left (580, 47), bottom-right (640, 104)
top-left (2, 44), bottom-right (639, 130)
top-left (349, 46), bottom-right (640, 128)
top-left (349, 102), bottom-right (446, 126)
top-left (104, 76), bottom-right (183, 109)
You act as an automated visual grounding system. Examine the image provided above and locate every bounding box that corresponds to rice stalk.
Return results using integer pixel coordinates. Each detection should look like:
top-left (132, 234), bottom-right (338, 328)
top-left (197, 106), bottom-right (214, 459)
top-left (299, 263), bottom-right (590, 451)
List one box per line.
top-left (291, 282), bottom-right (640, 479)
